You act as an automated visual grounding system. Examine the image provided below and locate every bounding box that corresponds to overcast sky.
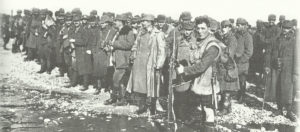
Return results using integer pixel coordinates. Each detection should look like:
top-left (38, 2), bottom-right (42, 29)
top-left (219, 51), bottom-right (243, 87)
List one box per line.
top-left (1, 0), bottom-right (299, 26)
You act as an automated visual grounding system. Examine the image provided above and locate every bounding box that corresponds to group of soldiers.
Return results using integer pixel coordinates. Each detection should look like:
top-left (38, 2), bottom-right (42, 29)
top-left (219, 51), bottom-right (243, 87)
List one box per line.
top-left (1, 8), bottom-right (298, 128)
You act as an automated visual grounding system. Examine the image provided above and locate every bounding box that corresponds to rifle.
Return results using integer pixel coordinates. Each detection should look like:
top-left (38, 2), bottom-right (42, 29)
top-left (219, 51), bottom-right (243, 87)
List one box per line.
top-left (211, 72), bottom-right (218, 113)
top-left (168, 30), bottom-right (177, 122)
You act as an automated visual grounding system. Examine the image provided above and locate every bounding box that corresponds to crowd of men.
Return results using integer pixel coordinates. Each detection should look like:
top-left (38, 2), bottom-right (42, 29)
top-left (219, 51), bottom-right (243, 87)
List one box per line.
top-left (0, 8), bottom-right (298, 128)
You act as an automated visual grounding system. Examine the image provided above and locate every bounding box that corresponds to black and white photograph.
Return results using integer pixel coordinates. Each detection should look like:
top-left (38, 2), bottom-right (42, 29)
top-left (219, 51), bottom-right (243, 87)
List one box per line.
top-left (0, 0), bottom-right (299, 131)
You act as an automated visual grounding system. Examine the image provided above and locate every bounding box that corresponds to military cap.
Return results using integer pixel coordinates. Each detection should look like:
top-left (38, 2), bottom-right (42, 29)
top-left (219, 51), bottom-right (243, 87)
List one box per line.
top-left (236, 18), bottom-right (247, 25)
top-left (183, 22), bottom-right (194, 30)
top-left (282, 20), bottom-right (293, 28)
top-left (115, 14), bottom-right (127, 21)
top-left (103, 12), bottom-right (115, 19)
top-left (131, 15), bottom-right (140, 23)
top-left (229, 18), bottom-right (234, 24)
top-left (59, 8), bottom-right (65, 14)
top-left (17, 10), bottom-right (22, 13)
top-left (268, 14), bottom-right (276, 21)
top-left (166, 17), bottom-right (173, 24)
top-left (156, 14), bottom-right (166, 23)
top-left (82, 15), bottom-right (89, 20)
top-left (210, 20), bottom-right (220, 31)
top-left (90, 10), bottom-right (97, 16)
top-left (24, 9), bottom-right (31, 15)
top-left (72, 8), bottom-right (82, 16)
top-left (55, 11), bottom-right (60, 17)
top-left (73, 15), bottom-right (81, 21)
top-left (292, 19), bottom-right (297, 26)
top-left (221, 20), bottom-right (231, 27)
top-left (124, 12), bottom-right (133, 21)
top-left (65, 12), bottom-right (73, 21)
top-left (256, 20), bottom-right (264, 28)
top-left (279, 15), bottom-right (285, 21)
top-left (32, 8), bottom-right (39, 14)
top-left (180, 11), bottom-right (192, 20)
top-left (40, 9), bottom-right (48, 15)
top-left (100, 15), bottom-right (113, 23)
top-left (141, 14), bottom-right (155, 21)
top-left (88, 16), bottom-right (97, 22)
top-left (48, 10), bottom-right (53, 17)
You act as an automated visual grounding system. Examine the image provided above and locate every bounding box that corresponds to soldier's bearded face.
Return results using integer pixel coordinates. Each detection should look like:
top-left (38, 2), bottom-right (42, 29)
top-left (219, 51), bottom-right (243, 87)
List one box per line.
top-left (196, 23), bottom-right (209, 39)
top-left (222, 26), bottom-right (230, 34)
top-left (282, 27), bottom-right (291, 34)
top-left (74, 21), bottom-right (81, 27)
top-left (131, 23), bottom-right (137, 28)
top-left (65, 21), bottom-right (72, 26)
top-left (158, 23), bottom-right (165, 28)
top-left (269, 20), bottom-right (275, 25)
top-left (142, 20), bottom-right (151, 28)
top-left (236, 24), bottom-right (246, 31)
top-left (114, 20), bottom-right (123, 29)
top-left (184, 30), bottom-right (192, 36)
top-left (101, 23), bottom-right (108, 28)
top-left (82, 20), bottom-right (87, 24)
top-left (90, 22), bottom-right (96, 27)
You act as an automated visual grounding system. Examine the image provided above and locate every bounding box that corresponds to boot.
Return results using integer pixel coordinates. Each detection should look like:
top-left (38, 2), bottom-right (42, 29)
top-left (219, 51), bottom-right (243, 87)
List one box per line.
top-left (286, 104), bottom-right (297, 122)
top-left (93, 80), bottom-right (101, 95)
top-left (104, 94), bottom-right (117, 105)
top-left (37, 70), bottom-right (46, 74)
top-left (238, 82), bottom-right (246, 104)
top-left (149, 97), bottom-right (157, 115)
top-left (113, 98), bottom-right (128, 106)
top-left (104, 98), bottom-right (117, 105)
top-left (134, 94), bottom-right (148, 115)
top-left (218, 93), bottom-right (232, 115)
top-left (272, 104), bottom-right (283, 116)
top-left (80, 75), bottom-right (89, 91)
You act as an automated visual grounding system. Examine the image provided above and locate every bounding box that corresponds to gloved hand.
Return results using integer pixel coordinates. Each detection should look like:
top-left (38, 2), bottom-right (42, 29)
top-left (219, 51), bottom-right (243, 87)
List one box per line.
top-left (264, 67), bottom-right (271, 74)
top-left (69, 39), bottom-right (75, 43)
top-left (63, 35), bottom-right (68, 39)
top-left (86, 50), bottom-right (91, 54)
top-left (176, 64), bottom-right (184, 74)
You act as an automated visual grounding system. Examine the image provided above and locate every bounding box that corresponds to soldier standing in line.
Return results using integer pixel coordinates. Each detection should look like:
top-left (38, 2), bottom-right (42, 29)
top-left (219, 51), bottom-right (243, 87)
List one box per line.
top-left (53, 10), bottom-right (66, 77)
top-left (165, 11), bottom-right (193, 121)
top-left (87, 15), bottom-right (108, 95)
top-left (260, 14), bottom-right (282, 102)
top-left (250, 20), bottom-right (265, 86)
top-left (176, 17), bottom-right (222, 129)
top-left (12, 10), bottom-right (24, 53)
top-left (98, 15), bottom-right (117, 93)
top-left (104, 14), bottom-right (134, 106)
top-left (61, 12), bottom-right (75, 83)
top-left (268, 20), bottom-right (297, 121)
top-left (277, 15), bottom-right (285, 29)
top-left (217, 20), bottom-right (239, 115)
top-left (81, 15), bottom-right (89, 29)
top-left (37, 9), bottom-right (56, 74)
top-left (234, 18), bottom-right (253, 103)
top-left (1, 14), bottom-right (11, 50)
top-left (22, 9), bottom-right (32, 53)
top-left (66, 9), bottom-right (93, 91)
top-left (127, 14), bottom-right (166, 115)
top-left (24, 8), bottom-right (41, 62)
